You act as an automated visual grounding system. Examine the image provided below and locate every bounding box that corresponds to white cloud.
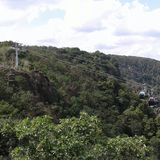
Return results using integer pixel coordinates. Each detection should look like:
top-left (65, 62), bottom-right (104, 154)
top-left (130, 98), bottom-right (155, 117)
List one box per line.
top-left (1, 0), bottom-right (160, 60)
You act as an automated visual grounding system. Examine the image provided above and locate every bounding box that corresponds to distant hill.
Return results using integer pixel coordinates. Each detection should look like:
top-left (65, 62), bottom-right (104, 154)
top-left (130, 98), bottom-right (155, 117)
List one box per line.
top-left (110, 55), bottom-right (160, 96)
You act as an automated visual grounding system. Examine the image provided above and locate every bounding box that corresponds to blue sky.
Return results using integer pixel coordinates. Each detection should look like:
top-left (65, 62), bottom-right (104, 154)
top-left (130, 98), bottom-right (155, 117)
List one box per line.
top-left (30, 9), bottom-right (65, 26)
top-left (5, 0), bottom-right (160, 9)
top-left (121, 0), bottom-right (160, 9)
top-left (1, 0), bottom-right (160, 60)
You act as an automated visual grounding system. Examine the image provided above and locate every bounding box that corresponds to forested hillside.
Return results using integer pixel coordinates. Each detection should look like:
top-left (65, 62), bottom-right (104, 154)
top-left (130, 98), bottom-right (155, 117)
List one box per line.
top-left (0, 41), bottom-right (160, 159)
top-left (110, 55), bottom-right (160, 95)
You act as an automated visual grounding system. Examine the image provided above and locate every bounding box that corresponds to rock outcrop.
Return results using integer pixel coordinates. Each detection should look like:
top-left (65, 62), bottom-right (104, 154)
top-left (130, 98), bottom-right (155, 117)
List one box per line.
top-left (7, 69), bottom-right (59, 104)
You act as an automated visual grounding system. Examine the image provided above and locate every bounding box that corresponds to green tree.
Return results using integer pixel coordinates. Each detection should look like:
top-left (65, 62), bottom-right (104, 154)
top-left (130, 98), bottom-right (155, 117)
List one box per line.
top-left (105, 136), bottom-right (150, 160)
top-left (11, 113), bottom-right (150, 160)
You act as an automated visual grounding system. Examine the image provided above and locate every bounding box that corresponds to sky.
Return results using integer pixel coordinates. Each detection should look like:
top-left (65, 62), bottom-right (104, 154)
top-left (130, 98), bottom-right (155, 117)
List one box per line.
top-left (1, 0), bottom-right (160, 60)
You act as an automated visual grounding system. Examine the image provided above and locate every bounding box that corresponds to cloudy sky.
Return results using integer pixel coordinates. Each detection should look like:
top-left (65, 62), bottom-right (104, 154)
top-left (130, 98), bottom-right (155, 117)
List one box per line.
top-left (1, 0), bottom-right (160, 60)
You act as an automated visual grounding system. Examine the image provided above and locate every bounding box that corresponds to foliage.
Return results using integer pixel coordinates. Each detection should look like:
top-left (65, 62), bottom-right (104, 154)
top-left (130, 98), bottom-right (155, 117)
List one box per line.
top-left (110, 55), bottom-right (160, 93)
top-left (0, 118), bottom-right (18, 158)
top-left (0, 41), bottom-right (159, 159)
top-left (106, 136), bottom-right (150, 160)
top-left (10, 113), bottom-right (150, 160)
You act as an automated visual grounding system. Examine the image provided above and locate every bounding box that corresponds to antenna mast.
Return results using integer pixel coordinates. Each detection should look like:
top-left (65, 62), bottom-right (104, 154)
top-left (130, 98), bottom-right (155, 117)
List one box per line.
top-left (15, 43), bottom-right (19, 68)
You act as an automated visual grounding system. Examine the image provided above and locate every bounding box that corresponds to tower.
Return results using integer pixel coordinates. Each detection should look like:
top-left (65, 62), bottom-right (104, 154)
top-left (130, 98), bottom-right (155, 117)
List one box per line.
top-left (15, 43), bottom-right (19, 69)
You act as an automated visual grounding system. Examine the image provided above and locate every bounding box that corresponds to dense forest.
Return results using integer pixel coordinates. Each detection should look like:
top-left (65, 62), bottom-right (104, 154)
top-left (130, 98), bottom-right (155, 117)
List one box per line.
top-left (0, 41), bottom-right (160, 159)
top-left (110, 55), bottom-right (160, 96)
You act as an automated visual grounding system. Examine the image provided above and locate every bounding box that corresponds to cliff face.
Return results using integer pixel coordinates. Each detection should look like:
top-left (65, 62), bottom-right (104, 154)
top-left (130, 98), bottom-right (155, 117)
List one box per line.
top-left (0, 68), bottom-right (60, 119)
top-left (7, 69), bottom-right (59, 104)
top-left (30, 71), bottom-right (58, 103)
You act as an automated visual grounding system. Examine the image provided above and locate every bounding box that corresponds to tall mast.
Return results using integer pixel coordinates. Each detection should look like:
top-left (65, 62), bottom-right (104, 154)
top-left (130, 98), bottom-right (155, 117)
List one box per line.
top-left (15, 43), bottom-right (19, 69)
